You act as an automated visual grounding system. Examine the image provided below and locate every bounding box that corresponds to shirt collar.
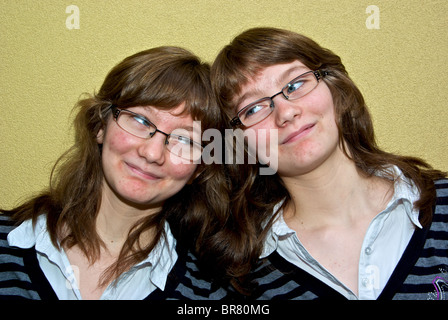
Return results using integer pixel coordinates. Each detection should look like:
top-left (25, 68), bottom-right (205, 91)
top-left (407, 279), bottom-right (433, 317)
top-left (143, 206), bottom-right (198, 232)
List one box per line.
top-left (379, 165), bottom-right (422, 228)
top-left (7, 214), bottom-right (177, 291)
top-left (261, 165), bottom-right (422, 258)
top-left (7, 214), bottom-right (47, 249)
top-left (141, 222), bottom-right (177, 290)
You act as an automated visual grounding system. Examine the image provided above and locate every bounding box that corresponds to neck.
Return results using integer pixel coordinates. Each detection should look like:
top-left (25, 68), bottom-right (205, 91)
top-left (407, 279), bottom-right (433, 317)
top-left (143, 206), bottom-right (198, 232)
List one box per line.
top-left (281, 148), bottom-right (392, 229)
top-left (95, 188), bottom-right (160, 254)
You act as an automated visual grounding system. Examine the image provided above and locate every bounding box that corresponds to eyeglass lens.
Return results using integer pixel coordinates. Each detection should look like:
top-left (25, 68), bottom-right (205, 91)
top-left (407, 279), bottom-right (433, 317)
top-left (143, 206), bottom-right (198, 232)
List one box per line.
top-left (235, 70), bottom-right (323, 127)
top-left (113, 107), bottom-right (202, 161)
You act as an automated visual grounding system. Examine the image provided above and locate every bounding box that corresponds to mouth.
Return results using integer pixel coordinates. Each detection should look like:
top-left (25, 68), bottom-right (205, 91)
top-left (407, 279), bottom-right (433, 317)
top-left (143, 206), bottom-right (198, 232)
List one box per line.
top-left (125, 162), bottom-right (162, 180)
top-left (281, 123), bottom-right (316, 145)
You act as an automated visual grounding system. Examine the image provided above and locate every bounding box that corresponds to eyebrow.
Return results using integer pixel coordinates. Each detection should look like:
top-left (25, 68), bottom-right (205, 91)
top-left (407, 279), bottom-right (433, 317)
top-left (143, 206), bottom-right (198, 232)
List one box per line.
top-left (132, 108), bottom-right (196, 132)
top-left (235, 65), bottom-right (310, 110)
top-left (280, 65), bottom-right (309, 83)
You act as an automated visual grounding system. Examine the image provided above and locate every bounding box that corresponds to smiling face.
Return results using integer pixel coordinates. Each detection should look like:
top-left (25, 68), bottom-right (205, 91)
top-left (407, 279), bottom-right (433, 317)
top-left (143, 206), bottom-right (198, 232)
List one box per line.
top-left (97, 104), bottom-right (198, 209)
top-left (235, 60), bottom-right (342, 178)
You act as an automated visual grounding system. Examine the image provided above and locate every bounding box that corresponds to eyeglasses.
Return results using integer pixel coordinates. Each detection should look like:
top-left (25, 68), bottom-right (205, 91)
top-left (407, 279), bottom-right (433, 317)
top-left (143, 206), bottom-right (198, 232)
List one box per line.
top-left (110, 106), bottom-right (203, 161)
top-left (230, 70), bottom-right (328, 127)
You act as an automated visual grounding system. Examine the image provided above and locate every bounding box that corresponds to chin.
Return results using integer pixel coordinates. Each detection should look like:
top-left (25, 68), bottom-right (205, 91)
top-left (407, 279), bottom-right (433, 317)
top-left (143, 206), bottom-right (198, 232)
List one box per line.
top-left (113, 188), bottom-right (159, 207)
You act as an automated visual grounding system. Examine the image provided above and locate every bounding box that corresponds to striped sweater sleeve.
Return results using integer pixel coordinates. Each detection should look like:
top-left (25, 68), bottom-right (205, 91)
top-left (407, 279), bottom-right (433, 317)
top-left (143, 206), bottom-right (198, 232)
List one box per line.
top-left (0, 214), bottom-right (42, 299)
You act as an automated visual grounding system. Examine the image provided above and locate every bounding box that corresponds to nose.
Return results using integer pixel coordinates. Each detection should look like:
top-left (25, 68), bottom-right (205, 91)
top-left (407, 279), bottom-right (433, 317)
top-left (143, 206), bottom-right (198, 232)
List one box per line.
top-left (137, 133), bottom-right (166, 165)
top-left (273, 96), bottom-right (302, 127)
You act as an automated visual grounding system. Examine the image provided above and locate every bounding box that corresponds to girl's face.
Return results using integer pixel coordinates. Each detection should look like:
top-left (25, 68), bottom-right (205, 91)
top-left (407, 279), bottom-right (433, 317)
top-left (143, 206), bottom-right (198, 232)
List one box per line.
top-left (97, 104), bottom-right (198, 209)
top-left (234, 60), bottom-right (341, 178)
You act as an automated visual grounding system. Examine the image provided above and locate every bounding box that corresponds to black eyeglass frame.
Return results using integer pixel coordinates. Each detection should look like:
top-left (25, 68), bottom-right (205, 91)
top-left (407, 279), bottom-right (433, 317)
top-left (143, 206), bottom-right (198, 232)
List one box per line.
top-left (230, 69), bottom-right (329, 127)
top-left (109, 105), bottom-right (203, 149)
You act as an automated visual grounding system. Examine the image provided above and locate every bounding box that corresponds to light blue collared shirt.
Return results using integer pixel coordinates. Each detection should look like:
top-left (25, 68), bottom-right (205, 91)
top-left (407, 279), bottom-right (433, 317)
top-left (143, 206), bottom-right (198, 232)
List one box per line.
top-left (261, 166), bottom-right (422, 300)
top-left (7, 215), bottom-right (177, 300)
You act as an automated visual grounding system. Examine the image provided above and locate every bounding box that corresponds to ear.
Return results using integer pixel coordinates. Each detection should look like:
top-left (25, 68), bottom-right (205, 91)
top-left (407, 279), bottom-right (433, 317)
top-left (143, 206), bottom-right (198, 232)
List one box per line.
top-left (96, 128), bottom-right (105, 144)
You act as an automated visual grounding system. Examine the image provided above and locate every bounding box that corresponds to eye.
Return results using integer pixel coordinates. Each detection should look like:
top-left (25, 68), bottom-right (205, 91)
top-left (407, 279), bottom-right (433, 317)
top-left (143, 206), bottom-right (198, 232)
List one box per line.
top-left (286, 80), bottom-right (305, 95)
top-left (122, 112), bottom-right (155, 132)
top-left (245, 104), bottom-right (264, 117)
top-left (241, 99), bottom-right (271, 119)
top-left (132, 115), bottom-right (151, 127)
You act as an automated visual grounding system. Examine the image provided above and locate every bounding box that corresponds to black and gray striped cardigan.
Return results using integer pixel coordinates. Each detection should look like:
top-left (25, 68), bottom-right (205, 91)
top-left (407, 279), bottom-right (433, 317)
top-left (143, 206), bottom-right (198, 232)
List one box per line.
top-left (247, 179), bottom-right (448, 300)
top-left (2, 180), bottom-right (447, 300)
top-left (0, 215), bottom-right (228, 300)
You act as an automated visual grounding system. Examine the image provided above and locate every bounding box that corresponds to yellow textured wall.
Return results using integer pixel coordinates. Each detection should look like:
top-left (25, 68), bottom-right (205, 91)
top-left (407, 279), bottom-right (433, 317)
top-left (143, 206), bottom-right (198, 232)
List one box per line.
top-left (1, 0), bottom-right (447, 209)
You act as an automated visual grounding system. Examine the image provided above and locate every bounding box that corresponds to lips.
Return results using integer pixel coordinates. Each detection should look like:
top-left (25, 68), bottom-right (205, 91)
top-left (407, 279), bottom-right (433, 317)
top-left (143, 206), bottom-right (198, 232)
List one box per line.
top-left (125, 162), bottom-right (162, 180)
top-left (281, 123), bottom-right (316, 144)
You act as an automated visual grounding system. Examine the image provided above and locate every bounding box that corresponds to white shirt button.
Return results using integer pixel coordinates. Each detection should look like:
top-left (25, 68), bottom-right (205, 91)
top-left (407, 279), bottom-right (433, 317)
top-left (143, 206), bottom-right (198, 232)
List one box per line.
top-left (361, 277), bottom-right (369, 287)
top-left (365, 247), bottom-right (372, 255)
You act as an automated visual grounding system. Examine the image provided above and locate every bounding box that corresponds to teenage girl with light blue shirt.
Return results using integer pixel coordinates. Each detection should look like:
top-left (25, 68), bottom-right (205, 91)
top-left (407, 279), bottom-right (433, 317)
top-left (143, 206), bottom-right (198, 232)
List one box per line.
top-left (0, 46), bottom-right (229, 300)
top-left (209, 27), bottom-right (448, 300)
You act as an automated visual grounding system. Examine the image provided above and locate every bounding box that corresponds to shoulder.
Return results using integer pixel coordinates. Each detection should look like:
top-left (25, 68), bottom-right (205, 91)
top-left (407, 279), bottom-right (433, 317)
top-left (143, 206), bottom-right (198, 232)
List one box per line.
top-left (434, 179), bottom-right (448, 218)
top-left (387, 179), bottom-right (448, 300)
top-left (431, 179), bottom-right (448, 227)
top-left (435, 179), bottom-right (448, 201)
top-left (169, 248), bottom-right (231, 300)
top-left (0, 214), bottom-right (43, 300)
top-left (247, 252), bottom-right (345, 300)
top-left (0, 213), bottom-right (17, 248)
top-left (147, 247), bottom-right (232, 300)
top-left (0, 213), bottom-right (15, 234)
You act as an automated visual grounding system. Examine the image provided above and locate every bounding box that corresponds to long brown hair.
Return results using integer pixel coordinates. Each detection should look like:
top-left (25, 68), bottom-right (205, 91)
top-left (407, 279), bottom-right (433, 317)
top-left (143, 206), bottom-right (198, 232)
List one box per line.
top-left (209, 27), bottom-right (446, 290)
top-left (1, 46), bottom-right (229, 286)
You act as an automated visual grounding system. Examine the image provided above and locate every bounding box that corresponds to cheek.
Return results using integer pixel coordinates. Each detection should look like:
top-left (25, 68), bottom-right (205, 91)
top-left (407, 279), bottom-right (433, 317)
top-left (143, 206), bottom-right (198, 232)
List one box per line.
top-left (315, 85), bottom-right (336, 116)
top-left (102, 129), bottom-right (137, 160)
top-left (166, 162), bottom-right (198, 181)
top-left (307, 88), bottom-right (333, 114)
top-left (245, 122), bottom-right (277, 148)
top-left (241, 126), bottom-right (278, 167)
top-left (100, 129), bottom-right (138, 180)
top-left (308, 90), bottom-right (338, 138)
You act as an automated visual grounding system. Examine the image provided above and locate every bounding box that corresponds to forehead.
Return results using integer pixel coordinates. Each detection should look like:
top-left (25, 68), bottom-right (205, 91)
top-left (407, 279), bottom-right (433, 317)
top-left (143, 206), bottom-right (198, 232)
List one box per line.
top-left (234, 60), bottom-right (310, 107)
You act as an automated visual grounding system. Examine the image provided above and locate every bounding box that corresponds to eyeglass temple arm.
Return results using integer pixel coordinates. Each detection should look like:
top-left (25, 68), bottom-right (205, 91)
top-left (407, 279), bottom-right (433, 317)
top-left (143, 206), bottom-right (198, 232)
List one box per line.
top-left (110, 105), bottom-right (121, 118)
top-left (230, 117), bottom-right (242, 127)
top-left (315, 70), bottom-right (329, 81)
